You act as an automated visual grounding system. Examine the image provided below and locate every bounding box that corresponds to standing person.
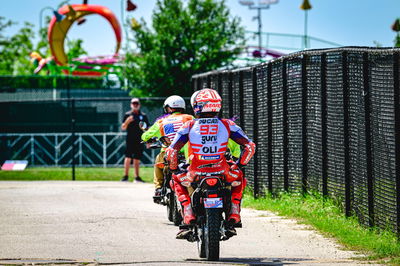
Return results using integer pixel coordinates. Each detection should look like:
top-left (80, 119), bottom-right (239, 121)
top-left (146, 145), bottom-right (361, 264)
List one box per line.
top-left (121, 98), bottom-right (149, 182)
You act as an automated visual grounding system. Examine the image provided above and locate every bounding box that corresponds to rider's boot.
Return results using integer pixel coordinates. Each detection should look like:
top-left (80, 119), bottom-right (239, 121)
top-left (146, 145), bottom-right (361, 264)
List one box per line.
top-left (176, 202), bottom-right (195, 239)
top-left (228, 202), bottom-right (241, 224)
top-left (153, 188), bottom-right (162, 203)
top-left (225, 202), bottom-right (240, 237)
top-left (182, 203), bottom-right (195, 224)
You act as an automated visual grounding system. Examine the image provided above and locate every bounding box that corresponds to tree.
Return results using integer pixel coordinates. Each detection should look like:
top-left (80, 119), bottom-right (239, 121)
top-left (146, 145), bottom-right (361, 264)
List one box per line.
top-left (0, 19), bottom-right (35, 75)
top-left (126, 0), bottom-right (244, 97)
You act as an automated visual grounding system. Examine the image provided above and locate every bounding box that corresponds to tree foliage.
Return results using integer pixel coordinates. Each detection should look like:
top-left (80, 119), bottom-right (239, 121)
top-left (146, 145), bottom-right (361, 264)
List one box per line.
top-left (126, 0), bottom-right (244, 97)
top-left (67, 39), bottom-right (88, 60)
top-left (0, 16), bottom-right (88, 76)
top-left (0, 17), bottom-right (35, 75)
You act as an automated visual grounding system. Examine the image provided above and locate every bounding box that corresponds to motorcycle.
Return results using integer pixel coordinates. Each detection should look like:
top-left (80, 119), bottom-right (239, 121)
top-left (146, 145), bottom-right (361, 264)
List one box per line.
top-left (178, 162), bottom-right (243, 261)
top-left (141, 131), bottom-right (184, 226)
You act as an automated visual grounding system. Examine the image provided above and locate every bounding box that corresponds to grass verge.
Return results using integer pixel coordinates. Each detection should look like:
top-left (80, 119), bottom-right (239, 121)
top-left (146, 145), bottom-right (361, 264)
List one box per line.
top-left (0, 167), bottom-right (153, 183)
top-left (242, 190), bottom-right (400, 265)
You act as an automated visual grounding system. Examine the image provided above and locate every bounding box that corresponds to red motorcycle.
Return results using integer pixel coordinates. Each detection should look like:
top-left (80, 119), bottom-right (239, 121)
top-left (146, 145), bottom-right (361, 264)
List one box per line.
top-left (178, 162), bottom-right (243, 261)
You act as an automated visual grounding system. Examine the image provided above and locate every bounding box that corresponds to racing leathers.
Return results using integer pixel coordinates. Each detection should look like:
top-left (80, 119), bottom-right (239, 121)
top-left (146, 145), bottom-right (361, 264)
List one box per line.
top-left (142, 112), bottom-right (193, 189)
top-left (166, 117), bottom-right (256, 224)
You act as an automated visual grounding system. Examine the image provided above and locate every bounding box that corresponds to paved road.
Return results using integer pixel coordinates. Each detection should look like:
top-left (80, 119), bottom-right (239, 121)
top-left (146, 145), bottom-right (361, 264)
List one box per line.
top-left (0, 181), bottom-right (367, 265)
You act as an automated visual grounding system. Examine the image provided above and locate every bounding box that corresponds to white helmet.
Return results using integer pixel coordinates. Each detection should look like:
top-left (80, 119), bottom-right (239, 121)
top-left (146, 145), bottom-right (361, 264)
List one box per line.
top-left (163, 95), bottom-right (185, 112)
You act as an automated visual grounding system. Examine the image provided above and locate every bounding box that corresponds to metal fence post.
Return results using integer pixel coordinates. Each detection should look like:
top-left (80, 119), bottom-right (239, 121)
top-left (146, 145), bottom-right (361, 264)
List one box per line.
top-left (55, 135), bottom-right (59, 167)
top-left (71, 99), bottom-right (76, 181)
top-left (363, 52), bottom-right (374, 227)
top-left (103, 134), bottom-right (107, 168)
top-left (267, 63), bottom-right (273, 193)
top-left (302, 55), bottom-right (309, 194)
top-left (342, 51), bottom-right (351, 217)
top-left (30, 135), bottom-right (34, 166)
top-left (321, 53), bottom-right (328, 197)
top-left (393, 51), bottom-right (400, 238)
top-left (282, 59), bottom-right (289, 192)
top-left (252, 67), bottom-right (259, 198)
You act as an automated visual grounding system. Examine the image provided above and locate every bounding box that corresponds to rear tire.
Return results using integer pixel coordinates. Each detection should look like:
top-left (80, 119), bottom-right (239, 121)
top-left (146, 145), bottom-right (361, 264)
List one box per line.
top-left (167, 193), bottom-right (174, 222)
top-left (172, 193), bottom-right (182, 226)
top-left (205, 208), bottom-right (221, 261)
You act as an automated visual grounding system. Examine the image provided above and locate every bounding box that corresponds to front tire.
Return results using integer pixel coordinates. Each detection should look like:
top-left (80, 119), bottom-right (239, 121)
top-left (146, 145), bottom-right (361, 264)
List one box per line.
top-left (205, 208), bottom-right (221, 261)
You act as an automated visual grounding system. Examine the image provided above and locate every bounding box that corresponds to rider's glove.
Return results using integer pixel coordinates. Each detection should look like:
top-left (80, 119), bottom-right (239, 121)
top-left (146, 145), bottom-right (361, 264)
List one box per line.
top-left (165, 147), bottom-right (178, 170)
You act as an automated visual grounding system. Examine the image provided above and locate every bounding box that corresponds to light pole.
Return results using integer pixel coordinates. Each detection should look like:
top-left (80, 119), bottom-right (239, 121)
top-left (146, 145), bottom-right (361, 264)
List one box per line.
top-left (239, 0), bottom-right (279, 51)
top-left (300, 0), bottom-right (312, 49)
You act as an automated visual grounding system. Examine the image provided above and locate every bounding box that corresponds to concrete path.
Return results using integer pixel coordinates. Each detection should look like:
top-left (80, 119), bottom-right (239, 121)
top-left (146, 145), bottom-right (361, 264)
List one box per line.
top-left (0, 181), bottom-right (369, 265)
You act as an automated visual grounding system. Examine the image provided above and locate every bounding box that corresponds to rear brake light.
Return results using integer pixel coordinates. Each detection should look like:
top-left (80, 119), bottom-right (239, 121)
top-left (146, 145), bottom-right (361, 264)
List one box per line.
top-left (205, 178), bottom-right (218, 186)
top-left (208, 194), bottom-right (218, 198)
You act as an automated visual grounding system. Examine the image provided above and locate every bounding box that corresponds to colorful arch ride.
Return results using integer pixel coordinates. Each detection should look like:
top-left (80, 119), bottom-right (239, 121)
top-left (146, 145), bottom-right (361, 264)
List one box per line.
top-left (47, 4), bottom-right (122, 77)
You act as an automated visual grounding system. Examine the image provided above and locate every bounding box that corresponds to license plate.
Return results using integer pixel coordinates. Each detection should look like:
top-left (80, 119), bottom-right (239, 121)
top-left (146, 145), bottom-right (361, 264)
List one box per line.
top-left (204, 198), bottom-right (223, 208)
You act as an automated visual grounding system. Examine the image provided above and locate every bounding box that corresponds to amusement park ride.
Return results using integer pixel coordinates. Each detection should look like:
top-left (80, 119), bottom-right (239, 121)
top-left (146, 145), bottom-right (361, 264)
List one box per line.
top-left (30, 0), bottom-right (138, 77)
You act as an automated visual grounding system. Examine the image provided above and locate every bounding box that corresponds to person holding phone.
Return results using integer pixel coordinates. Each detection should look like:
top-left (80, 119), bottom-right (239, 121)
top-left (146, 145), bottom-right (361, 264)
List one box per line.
top-left (121, 98), bottom-right (149, 182)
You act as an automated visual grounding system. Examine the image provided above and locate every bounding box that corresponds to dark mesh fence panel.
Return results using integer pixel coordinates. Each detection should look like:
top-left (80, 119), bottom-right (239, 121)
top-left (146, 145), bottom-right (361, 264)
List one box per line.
top-left (347, 53), bottom-right (370, 225)
top-left (370, 52), bottom-right (397, 231)
top-left (221, 71), bottom-right (231, 117)
top-left (232, 71), bottom-right (241, 122)
top-left (242, 69), bottom-right (255, 186)
top-left (306, 55), bottom-right (323, 192)
top-left (325, 52), bottom-right (346, 206)
top-left (256, 64), bottom-right (269, 192)
top-left (271, 61), bottom-right (285, 192)
top-left (286, 57), bottom-right (303, 192)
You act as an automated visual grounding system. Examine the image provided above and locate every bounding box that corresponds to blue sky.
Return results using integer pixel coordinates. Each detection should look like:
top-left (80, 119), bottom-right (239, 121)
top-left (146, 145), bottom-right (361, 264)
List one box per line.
top-left (1, 0), bottom-right (399, 56)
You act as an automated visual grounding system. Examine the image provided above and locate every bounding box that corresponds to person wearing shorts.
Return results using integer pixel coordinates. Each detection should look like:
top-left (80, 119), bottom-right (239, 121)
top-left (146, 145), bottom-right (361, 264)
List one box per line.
top-left (121, 98), bottom-right (149, 182)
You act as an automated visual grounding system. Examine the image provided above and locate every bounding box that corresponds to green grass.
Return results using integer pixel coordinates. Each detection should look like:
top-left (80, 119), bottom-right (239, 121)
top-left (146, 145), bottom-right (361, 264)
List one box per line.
top-left (242, 190), bottom-right (400, 265)
top-left (0, 167), bottom-right (153, 183)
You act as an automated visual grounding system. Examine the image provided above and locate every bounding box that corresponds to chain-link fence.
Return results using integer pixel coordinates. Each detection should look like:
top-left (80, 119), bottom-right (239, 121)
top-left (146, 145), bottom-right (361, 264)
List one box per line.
top-left (0, 94), bottom-right (169, 171)
top-left (192, 47), bottom-right (400, 236)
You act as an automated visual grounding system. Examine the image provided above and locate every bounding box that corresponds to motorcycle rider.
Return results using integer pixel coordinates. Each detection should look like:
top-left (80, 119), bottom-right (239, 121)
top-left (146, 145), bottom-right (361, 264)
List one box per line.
top-left (141, 95), bottom-right (193, 197)
top-left (166, 88), bottom-right (256, 237)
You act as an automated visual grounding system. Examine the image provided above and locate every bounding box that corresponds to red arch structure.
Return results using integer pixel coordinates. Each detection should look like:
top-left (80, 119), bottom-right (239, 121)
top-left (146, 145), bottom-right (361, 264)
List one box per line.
top-left (48, 4), bottom-right (122, 76)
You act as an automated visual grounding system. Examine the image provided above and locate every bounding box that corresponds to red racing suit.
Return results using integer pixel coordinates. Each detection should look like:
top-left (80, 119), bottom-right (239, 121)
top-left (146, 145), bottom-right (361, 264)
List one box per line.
top-left (166, 117), bottom-right (256, 209)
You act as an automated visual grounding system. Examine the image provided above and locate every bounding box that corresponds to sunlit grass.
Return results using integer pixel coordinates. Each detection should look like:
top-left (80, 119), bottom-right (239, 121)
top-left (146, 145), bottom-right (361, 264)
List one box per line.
top-left (242, 190), bottom-right (400, 265)
top-left (0, 166), bottom-right (153, 183)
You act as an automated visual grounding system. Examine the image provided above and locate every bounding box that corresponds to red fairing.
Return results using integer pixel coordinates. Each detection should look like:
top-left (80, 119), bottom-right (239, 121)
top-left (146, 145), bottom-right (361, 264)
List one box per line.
top-left (239, 141), bottom-right (256, 166)
top-left (165, 147), bottom-right (178, 170)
